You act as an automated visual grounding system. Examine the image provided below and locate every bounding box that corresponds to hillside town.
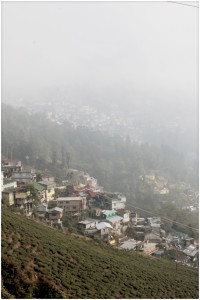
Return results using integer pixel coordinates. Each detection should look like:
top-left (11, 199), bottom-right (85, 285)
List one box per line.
top-left (14, 97), bottom-right (194, 152)
top-left (1, 158), bottom-right (199, 268)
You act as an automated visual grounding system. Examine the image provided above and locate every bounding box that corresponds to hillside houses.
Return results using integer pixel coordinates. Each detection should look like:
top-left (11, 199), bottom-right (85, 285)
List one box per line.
top-left (12, 169), bottom-right (36, 183)
top-left (120, 239), bottom-right (143, 250)
top-left (1, 160), bottom-right (53, 211)
top-left (1, 158), bottom-right (198, 267)
top-left (38, 181), bottom-right (56, 202)
top-left (37, 203), bottom-right (48, 217)
top-left (50, 196), bottom-right (87, 212)
top-left (2, 177), bottom-right (17, 191)
top-left (183, 245), bottom-right (199, 261)
top-left (78, 218), bottom-right (114, 243)
top-left (36, 205), bottom-right (63, 228)
top-left (2, 189), bottom-right (15, 206)
top-left (29, 181), bottom-right (46, 202)
top-left (78, 218), bottom-right (99, 230)
top-left (147, 217), bottom-right (161, 232)
top-left (14, 186), bottom-right (33, 213)
top-left (94, 192), bottom-right (126, 210)
top-left (48, 207), bottom-right (63, 227)
top-left (2, 159), bottom-right (22, 177)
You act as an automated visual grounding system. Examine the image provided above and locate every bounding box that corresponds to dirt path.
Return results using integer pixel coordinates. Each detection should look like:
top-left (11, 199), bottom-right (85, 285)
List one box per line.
top-left (8, 241), bottom-right (21, 254)
top-left (31, 245), bottom-right (41, 256)
top-left (8, 232), bottom-right (14, 243)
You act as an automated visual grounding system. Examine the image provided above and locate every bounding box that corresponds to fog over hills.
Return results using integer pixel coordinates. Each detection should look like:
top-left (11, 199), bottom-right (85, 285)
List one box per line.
top-left (2, 1), bottom-right (198, 161)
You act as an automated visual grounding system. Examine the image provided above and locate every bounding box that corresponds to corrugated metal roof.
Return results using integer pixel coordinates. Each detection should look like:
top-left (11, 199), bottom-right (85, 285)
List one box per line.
top-left (96, 222), bottom-right (113, 230)
top-left (2, 159), bottom-right (21, 163)
top-left (49, 207), bottom-right (63, 213)
top-left (120, 239), bottom-right (141, 250)
top-left (102, 209), bottom-right (116, 215)
top-left (38, 203), bottom-right (48, 207)
top-left (78, 219), bottom-right (97, 225)
top-left (106, 216), bottom-right (123, 223)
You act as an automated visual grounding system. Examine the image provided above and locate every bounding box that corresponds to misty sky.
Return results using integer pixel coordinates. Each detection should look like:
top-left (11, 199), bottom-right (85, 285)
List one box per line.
top-left (2, 1), bottom-right (198, 107)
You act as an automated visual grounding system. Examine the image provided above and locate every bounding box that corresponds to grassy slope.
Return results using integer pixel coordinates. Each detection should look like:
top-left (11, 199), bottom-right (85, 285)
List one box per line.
top-left (1, 208), bottom-right (199, 299)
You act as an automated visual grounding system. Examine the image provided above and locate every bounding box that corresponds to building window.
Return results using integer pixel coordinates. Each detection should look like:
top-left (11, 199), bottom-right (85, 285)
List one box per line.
top-left (73, 206), bottom-right (77, 209)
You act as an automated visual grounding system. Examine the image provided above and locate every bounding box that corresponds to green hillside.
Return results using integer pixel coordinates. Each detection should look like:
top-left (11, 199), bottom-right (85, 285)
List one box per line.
top-left (1, 208), bottom-right (199, 299)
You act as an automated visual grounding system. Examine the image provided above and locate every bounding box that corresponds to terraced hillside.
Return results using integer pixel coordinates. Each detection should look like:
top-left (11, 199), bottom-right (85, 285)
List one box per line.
top-left (1, 208), bottom-right (199, 299)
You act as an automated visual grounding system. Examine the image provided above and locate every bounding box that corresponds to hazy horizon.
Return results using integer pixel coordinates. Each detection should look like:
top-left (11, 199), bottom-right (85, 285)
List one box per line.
top-left (2, 1), bottom-right (198, 101)
top-left (2, 1), bottom-right (199, 157)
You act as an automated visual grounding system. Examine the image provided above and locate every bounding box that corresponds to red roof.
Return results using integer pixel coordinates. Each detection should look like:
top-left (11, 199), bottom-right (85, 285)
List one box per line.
top-left (2, 159), bottom-right (20, 163)
top-left (17, 184), bottom-right (27, 187)
top-left (69, 193), bottom-right (80, 197)
top-left (86, 184), bottom-right (96, 189)
top-left (74, 186), bottom-right (88, 192)
top-left (116, 209), bottom-right (126, 215)
top-left (88, 190), bottom-right (97, 198)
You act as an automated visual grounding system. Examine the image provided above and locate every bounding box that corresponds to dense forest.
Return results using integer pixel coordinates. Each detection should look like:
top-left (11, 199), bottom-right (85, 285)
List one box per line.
top-left (2, 104), bottom-right (197, 190)
top-left (2, 208), bottom-right (199, 299)
top-left (2, 104), bottom-right (198, 224)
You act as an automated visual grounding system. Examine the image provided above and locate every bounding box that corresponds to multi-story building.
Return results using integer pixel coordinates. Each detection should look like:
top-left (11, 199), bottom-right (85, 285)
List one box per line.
top-left (48, 207), bottom-right (63, 225)
top-left (38, 181), bottom-right (56, 202)
top-left (116, 209), bottom-right (130, 224)
top-left (1, 171), bottom-right (17, 191)
top-left (101, 210), bottom-right (117, 219)
top-left (14, 187), bottom-right (33, 213)
top-left (2, 159), bottom-right (22, 178)
top-left (29, 181), bottom-right (46, 202)
top-left (109, 194), bottom-right (126, 210)
top-left (2, 189), bottom-right (15, 206)
top-left (50, 196), bottom-right (87, 212)
top-left (12, 169), bottom-right (36, 184)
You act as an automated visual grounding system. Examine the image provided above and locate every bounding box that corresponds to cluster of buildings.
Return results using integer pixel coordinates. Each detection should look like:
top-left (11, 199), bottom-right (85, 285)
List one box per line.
top-left (46, 103), bottom-right (138, 142)
top-left (119, 218), bottom-right (199, 266)
top-left (23, 99), bottom-right (140, 143)
top-left (139, 171), bottom-right (199, 211)
top-left (1, 159), bottom-right (199, 266)
top-left (1, 159), bottom-right (56, 213)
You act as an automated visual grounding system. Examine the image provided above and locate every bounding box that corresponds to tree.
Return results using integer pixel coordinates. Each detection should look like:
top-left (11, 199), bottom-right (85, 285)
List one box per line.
top-left (66, 152), bottom-right (70, 169)
top-left (61, 146), bottom-right (66, 168)
top-left (27, 184), bottom-right (39, 206)
top-left (126, 227), bottom-right (136, 238)
top-left (2, 195), bottom-right (9, 206)
top-left (36, 173), bottom-right (42, 182)
top-left (52, 149), bottom-right (57, 170)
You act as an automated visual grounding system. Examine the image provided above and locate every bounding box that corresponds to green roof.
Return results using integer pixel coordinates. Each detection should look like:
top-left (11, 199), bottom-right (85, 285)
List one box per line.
top-left (169, 232), bottom-right (188, 238)
top-left (29, 181), bottom-right (45, 192)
